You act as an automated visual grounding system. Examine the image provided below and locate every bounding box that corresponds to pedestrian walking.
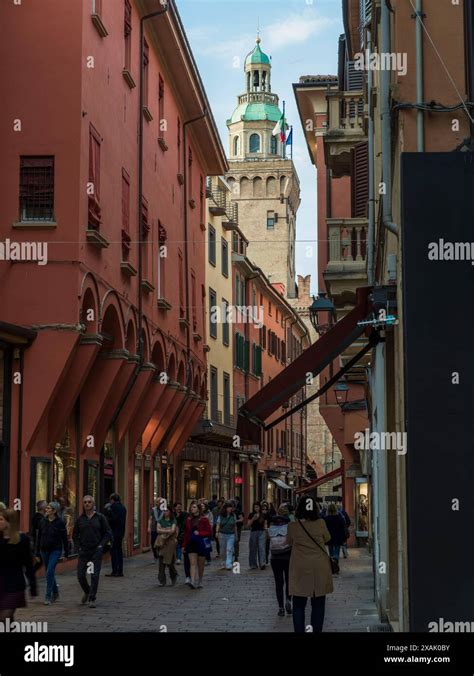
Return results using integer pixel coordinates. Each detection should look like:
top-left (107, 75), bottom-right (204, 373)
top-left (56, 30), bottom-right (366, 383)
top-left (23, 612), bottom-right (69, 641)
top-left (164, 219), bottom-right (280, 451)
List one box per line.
top-left (337, 503), bottom-right (351, 558)
top-left (200, 500), bottom-right (213, 565)
top-left (0, 509), bottom-right (37, 621)
top-left (182, 502), bottom-right (212, 589)
top-left (212, 498), bottom-right (224, 558)
top-left (30, 500), bottom-right (47, 574)
top-left (324, 503), bottom-right (347, 562)
top-left (72, 495), bottom-right (112, 608)
top-left (208, 494), bottom-right (218, 512)
top-left (287, 497), bottom-right (333, 633)
top-left (215, 502), bottom-right (237, 570)
top-left (155, 508), bottom-right (178, 587)
top-left (269, 504), bottom-right (292, 617)
top-left (148, 497), bottom-right (164, 562)
top-left (248, 502), bottom-right (268, 570)
top-left (37, 501), bottom-right (68, 605)
top-left (105, 494), bottom-right (127, 577)
top-left (233, 497), bottom-right (244, 561)
top-left (173, 502), bottom-right (188, 564)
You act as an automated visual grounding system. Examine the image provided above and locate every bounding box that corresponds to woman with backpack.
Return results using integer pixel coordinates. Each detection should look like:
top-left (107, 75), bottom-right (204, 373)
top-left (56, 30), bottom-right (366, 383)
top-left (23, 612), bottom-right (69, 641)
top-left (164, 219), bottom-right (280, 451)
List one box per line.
top-left (215, 501), bottom-right (237, 570)
top-left (287, 496), bottom-right (333, 633)
top-left (269, 504), bottom-right (292, 617)
top-left (182, 502), bottom-right (212, 589)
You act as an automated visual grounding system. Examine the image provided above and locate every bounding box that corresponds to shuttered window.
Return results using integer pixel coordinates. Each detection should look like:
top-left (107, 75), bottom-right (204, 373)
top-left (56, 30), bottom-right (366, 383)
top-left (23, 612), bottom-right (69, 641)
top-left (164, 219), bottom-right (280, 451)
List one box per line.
top-left (20, 157), bottom-right (54, 222)
top-left (351, 141), bottom-right (369, 218)
top-left (88, 126), bottom-right (101, 229)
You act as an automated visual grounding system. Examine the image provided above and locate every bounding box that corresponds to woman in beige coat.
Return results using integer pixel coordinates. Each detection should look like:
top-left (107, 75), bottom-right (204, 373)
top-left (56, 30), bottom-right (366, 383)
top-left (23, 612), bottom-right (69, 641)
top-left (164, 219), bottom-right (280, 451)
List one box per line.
top-left (287, 496), bottom-right (333, 632)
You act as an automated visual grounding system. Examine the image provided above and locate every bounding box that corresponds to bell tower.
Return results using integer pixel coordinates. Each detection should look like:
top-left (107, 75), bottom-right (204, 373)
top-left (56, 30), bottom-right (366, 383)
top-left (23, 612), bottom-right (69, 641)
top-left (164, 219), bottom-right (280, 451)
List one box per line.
top-left (226, 37), bottom-right (300, 298)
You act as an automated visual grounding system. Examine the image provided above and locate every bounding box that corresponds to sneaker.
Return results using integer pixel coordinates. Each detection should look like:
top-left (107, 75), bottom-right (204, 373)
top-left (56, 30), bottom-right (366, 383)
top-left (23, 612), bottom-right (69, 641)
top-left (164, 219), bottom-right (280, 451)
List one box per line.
top-left (197, 582), bottom-right (203, 589)
top-left (105, 573), bottom-right (117, 577)
top-left (185, 577), bottom-right (193, 587)
top-left (285, 600), bottom-right (292, 615)
top-left (52, 591), bottom-right (59, 602)
top-left (81, 592), bottom-right (89, 605)
top-left (175, 560), bottom-right (181, 565)
top-left (89, 600), bottom-right (96, 608)
top-left (278, 608), bottom-right (285, 617)
top-left (44, 600), bottom-right (51, 606)
top-left (260, 565), bottom-right (266, 570)
top-left (157, 582), bottom-right (165, 587)
top-left (205, 561), bottom-right (211, 566)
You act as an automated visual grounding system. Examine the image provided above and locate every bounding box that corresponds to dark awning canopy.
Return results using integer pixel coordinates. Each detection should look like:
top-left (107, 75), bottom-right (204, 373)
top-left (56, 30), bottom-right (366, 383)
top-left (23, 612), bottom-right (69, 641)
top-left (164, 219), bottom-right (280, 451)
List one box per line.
top-left (237, 287), bottom-right (372, 444)
top-left (294, 466), bottom-right (343, 494)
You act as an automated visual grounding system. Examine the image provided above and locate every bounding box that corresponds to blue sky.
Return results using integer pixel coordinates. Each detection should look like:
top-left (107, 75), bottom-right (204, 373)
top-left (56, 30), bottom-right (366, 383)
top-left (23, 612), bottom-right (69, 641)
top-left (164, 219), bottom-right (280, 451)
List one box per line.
top-left (176, 0), bottom-right (344, 294)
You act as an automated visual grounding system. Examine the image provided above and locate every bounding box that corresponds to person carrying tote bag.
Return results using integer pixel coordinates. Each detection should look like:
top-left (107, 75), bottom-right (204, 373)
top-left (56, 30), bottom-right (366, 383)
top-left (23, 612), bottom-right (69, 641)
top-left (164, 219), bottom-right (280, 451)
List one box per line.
top-left (287, 496), bottom-right (334, 633)
top-left (182, 503), bottom-right (212, 589)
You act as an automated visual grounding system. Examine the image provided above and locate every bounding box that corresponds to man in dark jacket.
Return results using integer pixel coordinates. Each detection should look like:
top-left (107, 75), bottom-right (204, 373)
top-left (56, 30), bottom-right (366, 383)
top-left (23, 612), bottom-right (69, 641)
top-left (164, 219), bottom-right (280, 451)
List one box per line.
top-left (105, 493), bottom-right (127, 577)
top-left (72, 495), bottom-right (112, 608)
top-left (30, 500), bottom-right (47, 573)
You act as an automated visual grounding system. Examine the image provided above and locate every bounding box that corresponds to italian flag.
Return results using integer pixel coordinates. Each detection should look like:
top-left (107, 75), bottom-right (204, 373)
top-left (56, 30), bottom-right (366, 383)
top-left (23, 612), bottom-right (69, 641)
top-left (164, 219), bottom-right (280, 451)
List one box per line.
top-left (272, 113), bottom-right (287, 143)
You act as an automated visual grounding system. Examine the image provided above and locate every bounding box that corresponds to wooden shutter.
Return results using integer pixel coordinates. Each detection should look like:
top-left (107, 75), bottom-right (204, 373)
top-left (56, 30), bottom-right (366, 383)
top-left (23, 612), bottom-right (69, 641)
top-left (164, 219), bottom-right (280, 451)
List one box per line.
top-left (351, 141), bottom-right (369, 218)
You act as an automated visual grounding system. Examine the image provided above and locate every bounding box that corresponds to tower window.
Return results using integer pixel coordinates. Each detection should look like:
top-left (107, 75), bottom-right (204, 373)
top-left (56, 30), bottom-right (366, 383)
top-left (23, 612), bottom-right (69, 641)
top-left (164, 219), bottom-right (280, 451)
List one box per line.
top-left (249, 134), bottom-right (260, 153)
top-left (271, 135), bottom-right (278, 154)
top-left (253, 70), bottom-right (259, 88)
top-left (267, 210), bottom-right (275, 229)
top-left (233, 136), bottom-right (240, 156)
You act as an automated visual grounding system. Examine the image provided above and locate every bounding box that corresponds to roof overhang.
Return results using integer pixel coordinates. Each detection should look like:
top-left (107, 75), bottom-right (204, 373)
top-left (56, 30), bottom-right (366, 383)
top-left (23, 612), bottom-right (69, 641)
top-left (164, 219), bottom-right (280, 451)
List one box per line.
top-left (0, 321), bottom-right (37, 346)
top-left (293, 79), bottom-right (338, 165)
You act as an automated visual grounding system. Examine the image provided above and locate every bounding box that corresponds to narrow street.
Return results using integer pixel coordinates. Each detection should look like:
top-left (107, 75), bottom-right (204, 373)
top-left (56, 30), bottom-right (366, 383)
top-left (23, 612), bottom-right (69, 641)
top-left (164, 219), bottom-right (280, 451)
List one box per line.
top-left (16, 534), bottom-right (378, 633)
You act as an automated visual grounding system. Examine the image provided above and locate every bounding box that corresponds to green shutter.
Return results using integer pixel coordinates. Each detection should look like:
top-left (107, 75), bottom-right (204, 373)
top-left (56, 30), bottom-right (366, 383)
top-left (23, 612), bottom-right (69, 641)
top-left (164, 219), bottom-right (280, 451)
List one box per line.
top-left (244, 340), bottom-right (250, 372)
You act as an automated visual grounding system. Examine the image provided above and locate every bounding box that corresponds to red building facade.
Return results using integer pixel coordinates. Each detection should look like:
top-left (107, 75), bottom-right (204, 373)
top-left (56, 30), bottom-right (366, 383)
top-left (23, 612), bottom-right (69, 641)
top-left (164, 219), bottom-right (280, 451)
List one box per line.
top-left (0, 0), bottom-right (226, 555)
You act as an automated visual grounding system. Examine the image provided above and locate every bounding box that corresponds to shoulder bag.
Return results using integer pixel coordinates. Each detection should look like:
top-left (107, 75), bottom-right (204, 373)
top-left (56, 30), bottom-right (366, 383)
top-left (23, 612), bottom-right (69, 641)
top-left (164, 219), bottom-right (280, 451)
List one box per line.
top-left (297, 519), bottom-right (339, 575)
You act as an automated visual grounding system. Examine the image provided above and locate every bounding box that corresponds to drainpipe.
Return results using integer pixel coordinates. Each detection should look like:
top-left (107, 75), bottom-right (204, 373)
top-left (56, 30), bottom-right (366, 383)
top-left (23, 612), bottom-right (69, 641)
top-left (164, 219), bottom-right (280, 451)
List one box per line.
top-left (415, 0), bottom-right (425, 151)
top-left (157, 110), bottom-right (208, 459)
top-left (367, 27), bottom-right (375, 286)
top-left (16, 349), bottom-right (24, 503)
top-left (381, 0), bottom-right (399, 237)
top-left (110, 3), bottom-right (169, 430)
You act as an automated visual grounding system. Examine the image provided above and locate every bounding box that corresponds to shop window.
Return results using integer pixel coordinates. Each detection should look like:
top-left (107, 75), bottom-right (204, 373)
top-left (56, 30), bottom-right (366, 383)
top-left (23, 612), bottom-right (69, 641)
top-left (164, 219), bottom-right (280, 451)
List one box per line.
top-left (133, 465), bottom-right (141, 546)
top-left (53, 412), bottom-right (78, 556)
top-left (30, 457), bottom-right (51, 525)
top-left (355, 479), bottom-right (369, 537)
top-left (83, 460), bottom-right (99, 504)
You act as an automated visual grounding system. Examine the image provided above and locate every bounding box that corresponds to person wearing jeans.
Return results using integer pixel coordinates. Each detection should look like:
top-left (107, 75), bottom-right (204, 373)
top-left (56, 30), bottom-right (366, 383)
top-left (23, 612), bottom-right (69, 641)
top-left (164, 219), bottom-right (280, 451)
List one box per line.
top-left (287, 497), bottom-right (333, 633)
top-left (37, 501), bottom-right (68, 605)
top-left (269, 505), bottom-right (292, 616)
top-left (215, 502), bottom-right (237, 570)
top-left (248, 502), bottom-right (268, 570)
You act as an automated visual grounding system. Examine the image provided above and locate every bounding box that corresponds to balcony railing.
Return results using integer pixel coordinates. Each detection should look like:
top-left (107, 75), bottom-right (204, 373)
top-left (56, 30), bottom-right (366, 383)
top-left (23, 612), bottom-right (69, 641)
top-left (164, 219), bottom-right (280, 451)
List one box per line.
top-left (327, 218), bottom-right (368, 267)
top-left (237, 92), bottom-right (278, 106)
top-left (324, 90), bottom-right (366, 177)
top-left (209, 188), bottom-right (226, 216)
top-left (223, 200), bottom-right (238, 229)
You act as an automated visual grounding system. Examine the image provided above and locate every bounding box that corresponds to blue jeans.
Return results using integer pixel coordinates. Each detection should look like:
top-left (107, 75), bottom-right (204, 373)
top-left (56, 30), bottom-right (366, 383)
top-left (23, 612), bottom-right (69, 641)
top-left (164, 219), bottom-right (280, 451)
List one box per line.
top-left (249, 530), bottom-right (266, 568)
top-left (328, 545), bottom-right (340, 560)
top-left (220, 533), bottom-right (235, 569)
top-left (176, 543), bottom-right (183, 562)
top-left (41, 549), bottom-right (61, 600)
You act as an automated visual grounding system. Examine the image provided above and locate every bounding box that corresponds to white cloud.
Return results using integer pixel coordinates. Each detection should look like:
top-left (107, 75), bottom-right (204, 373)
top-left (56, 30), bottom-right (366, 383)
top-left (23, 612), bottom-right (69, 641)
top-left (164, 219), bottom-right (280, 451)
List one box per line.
top-left (264, 10), bottom-right (334, 52)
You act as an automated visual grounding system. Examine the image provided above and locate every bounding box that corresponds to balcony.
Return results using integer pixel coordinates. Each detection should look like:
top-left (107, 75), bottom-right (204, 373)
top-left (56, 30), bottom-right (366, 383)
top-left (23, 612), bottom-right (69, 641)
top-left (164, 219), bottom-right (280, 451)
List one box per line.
top-left (209, 188), bottom-right (226, 216)
top-left (223, 201), bottom-right (238, 230)
top-left (324, 90), bottom-right (366, 178)
top-left (324, 217), bottom-right (368, 307)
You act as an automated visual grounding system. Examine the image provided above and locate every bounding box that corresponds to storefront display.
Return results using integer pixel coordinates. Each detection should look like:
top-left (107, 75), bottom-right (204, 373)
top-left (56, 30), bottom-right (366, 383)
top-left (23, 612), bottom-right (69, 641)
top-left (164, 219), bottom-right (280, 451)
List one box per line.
top-left (53, 411), bottom-right (78, 555)
top-left (220, 452), bottom-right (230, 499)
top-left (355, 478), bottom-right (369, 537)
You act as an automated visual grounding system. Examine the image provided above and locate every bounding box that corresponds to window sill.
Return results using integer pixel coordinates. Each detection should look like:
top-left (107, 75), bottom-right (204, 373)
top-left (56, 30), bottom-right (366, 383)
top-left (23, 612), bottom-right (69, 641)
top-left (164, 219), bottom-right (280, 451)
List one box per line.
top-left (157, 298), bottom-right (172, 311)
top-left (86, 228), bottom-right (109, 248)
top-left (12, 221), bottom-right (57, 230)
top-left (91, 13), bottom-right (108, 38)
top-left (120, 261), bottom-right (137, 277)
top-left (141, 279), bottom-right (154, 294)
top-left (158, 137), bottom-right (168, 152)
top-left (122, 69), bottom-right (136, 89)
top-left (143, 106), bottom-right (153, 122)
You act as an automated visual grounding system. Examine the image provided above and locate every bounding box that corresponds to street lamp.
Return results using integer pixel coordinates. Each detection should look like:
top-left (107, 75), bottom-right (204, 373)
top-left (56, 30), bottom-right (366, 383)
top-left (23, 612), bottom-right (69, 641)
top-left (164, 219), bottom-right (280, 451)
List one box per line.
top-left (309, 292), bottom-right (335, 335)
top-left (333, 379), bottom-right (349, 408)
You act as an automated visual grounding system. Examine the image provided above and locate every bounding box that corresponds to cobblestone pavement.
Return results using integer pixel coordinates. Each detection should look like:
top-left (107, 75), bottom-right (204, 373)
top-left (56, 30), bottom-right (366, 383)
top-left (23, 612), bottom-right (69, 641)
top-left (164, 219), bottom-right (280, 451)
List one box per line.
top-left (16, 532), bottom-right (380, 632)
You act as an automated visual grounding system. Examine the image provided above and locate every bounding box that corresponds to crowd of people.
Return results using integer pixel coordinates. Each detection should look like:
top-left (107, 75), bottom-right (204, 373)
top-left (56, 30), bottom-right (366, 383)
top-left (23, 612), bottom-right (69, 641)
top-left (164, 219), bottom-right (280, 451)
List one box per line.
top-left (0, 493), bottom-right (351, 633)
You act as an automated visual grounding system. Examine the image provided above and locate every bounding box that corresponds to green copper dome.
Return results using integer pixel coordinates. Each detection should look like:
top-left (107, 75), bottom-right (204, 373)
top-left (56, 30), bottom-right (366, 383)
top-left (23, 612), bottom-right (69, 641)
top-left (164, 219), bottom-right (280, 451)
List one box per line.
top-left (228, 101), bottom-right (282, 125)
top-left (245, 38), bottom-right (271, 66)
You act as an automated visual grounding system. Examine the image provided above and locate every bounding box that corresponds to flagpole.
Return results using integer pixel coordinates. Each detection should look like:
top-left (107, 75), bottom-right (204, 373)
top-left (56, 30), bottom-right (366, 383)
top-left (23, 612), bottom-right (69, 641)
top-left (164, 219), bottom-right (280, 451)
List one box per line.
top-left (282, 100), bottom-right (286, 159)
top-left (290, 125), bottom-right (293, 161)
